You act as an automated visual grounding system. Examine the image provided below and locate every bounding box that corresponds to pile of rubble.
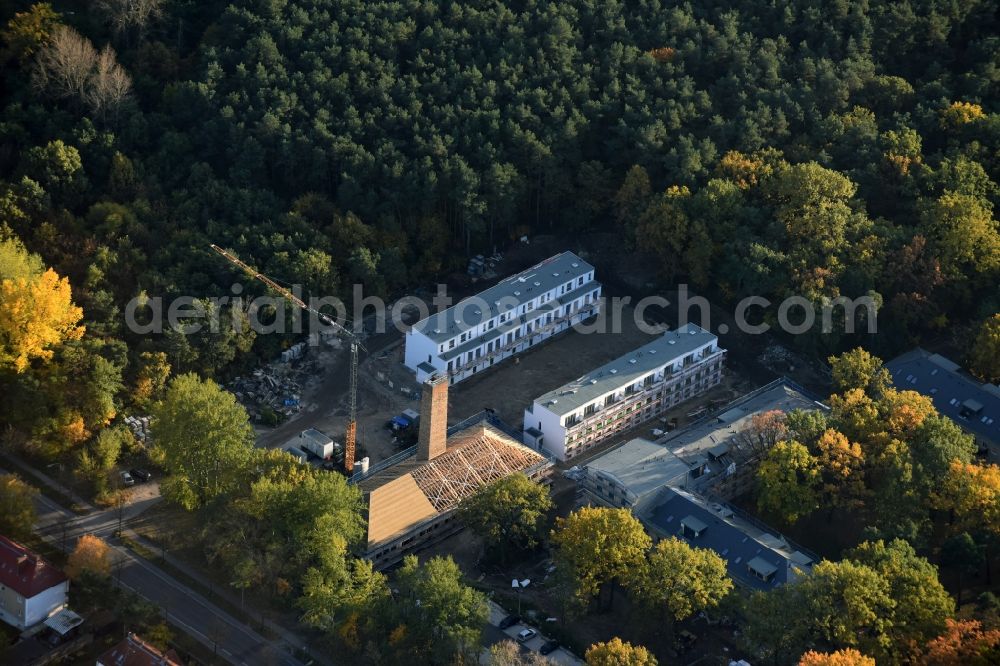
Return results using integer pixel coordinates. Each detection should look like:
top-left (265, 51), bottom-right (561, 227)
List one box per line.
top-left (757, 344), bottom-right (798, 373)
top-left (229, 357), bottom-right (318, 422)
top-left (467, 252), bottom-right (503, 279)
top-left (124, 415), bottom-right (152, 445)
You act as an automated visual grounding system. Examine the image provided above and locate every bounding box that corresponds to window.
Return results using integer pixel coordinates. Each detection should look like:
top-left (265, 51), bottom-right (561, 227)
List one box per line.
top-left (584, 404), bottom-right (597, 416)
top-left (449, 339), bottom-right (455, 349)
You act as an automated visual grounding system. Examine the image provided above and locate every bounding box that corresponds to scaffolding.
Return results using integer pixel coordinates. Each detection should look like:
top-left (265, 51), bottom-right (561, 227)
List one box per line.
top-left (409, 425), bottom-right (547, 512)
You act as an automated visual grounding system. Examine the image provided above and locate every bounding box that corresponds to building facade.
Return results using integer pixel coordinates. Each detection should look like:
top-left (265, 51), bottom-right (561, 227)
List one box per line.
top-left (405, 252), bottom-right (601, 384)
top-left (523, 324), bottom-right (725, 461)
top-left (0, 537), bottom-right (68, 631)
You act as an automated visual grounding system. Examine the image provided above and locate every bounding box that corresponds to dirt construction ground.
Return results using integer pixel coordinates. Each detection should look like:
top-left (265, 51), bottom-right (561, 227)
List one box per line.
top-left (257, 287), bottom-right (831, 466)
top-left (354, 301), bottom-right (759, 464)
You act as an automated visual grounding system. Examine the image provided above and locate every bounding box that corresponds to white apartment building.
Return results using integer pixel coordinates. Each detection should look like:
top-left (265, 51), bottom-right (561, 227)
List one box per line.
top-left (405, 252), bottom-right (601, 384)
top-left (523, 324), bottom-right (725, 461)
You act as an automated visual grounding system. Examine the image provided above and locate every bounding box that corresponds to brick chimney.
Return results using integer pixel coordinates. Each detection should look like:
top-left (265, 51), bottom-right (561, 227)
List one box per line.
top-left (417, 374), bottom-right (449, 460)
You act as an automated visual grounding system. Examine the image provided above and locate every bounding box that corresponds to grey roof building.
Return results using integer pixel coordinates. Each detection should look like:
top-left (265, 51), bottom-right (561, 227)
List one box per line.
top-left (886, 349), bottom-right (1000, 456)
top-left (404, 252), bottom-right (601, 384)
top-left (645, 487), bottom-right (816, 590)
top-left (410, 251), bottom-right (597, 344)
top-left (581, 437), bottom-right (701, 512)
top-left (534, 324), bottom-right (721, 417)
top-left (524, 324), bottom-right (725, 460)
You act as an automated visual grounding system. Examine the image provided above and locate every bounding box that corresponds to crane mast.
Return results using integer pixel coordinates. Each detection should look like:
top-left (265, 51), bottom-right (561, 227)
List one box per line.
top-left (209, 244), bottom-right (364, 473)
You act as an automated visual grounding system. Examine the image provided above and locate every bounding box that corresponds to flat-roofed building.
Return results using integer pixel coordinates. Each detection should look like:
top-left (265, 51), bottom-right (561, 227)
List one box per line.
top-left (577, 379), bottom-right (827, 504)
top-left (887, 349), bottom-right (1000, 459)
top-left (523, 324), bottom-right (725, 460)
top-left (581, 437), bottom-right (700, 513)
top-left (405, 252), bottom-right (601, 384)
top-left (354, 375), bottom-right (553, 569)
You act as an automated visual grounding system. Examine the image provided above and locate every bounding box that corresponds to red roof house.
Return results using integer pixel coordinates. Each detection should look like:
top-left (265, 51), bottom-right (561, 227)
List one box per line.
top-left (97, 633), bottom-right (182, 666)
top-left (0, 535), bottom-right (69, 630)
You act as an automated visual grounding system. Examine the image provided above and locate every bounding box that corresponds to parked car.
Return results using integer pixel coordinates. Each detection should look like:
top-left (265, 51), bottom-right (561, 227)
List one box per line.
top-left (516, 628), bottom-right (537, 643)
top-left (498, 615), bottom-right (520, 630)
top-left (129, 469), bottom-right (152, 482)
top-left (120, 471), bottom-right (135, 487)
top-left (539, 640), bottom-right (560, 655)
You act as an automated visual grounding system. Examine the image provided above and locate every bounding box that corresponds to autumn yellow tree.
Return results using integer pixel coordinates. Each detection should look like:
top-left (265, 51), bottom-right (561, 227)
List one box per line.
top-left (551, 507), bottom-right (651, 608)
top-left (66, 534), bottom-right (113, 579)
top-left (0, 237), bottom-right (84, 372)
top-left (828, 348), bottom-right (891, 396)
top-left (585, 637), bottom-right (657, 666)
top-left (933, 462), bottom-right (1000, 536)
top-left (1, 3), bottom-right (61, 62)
top-left (941, 101), bottom-right (985, 127)
top-left (814, 429), bottom-right (865, 510)
top-left (798, 648), bottom-right (875, 666)
top-left (630, 537), bottom-right (732, 627)
top-left (920, 619), bottom-right (1000, 665)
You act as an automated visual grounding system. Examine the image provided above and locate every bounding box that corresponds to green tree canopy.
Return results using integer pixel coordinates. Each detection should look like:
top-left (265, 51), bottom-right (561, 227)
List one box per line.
top-left (457, 472), bottom-right (552, 563)
top-left (0, 473), bottom-right (38, 540)
top-left (551, 507), bottom-right (651, 607)
top-left (630, 536), bottom-right (733, 625)
top-left (756, 439), bottom-right (821, 524)
top-left (150, 373), bottom-right (255, 510)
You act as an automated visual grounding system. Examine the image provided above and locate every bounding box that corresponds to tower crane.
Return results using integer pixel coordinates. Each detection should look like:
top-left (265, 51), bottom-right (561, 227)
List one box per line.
top-left (209, 244), bottom-right (366, 473)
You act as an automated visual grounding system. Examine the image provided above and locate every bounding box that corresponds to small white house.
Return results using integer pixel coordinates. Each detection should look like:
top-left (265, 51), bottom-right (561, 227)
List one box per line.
top-left (0, 536), bottom-right (69, 630)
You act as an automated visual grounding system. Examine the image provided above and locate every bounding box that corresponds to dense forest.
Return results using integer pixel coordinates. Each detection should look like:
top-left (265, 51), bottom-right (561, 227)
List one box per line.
top-left (1, 0), bottom-right (999, 454)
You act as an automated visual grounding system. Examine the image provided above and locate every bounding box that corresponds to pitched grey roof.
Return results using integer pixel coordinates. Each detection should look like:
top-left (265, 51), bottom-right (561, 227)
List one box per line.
top-left (411, 252), bottom-right (595, 344)
top-left (886, 349), bottom-right (1000, 445)
top-left (533, 324), bottom-right (720, 417)
top-left (646, 488), bottom-right (814, 590)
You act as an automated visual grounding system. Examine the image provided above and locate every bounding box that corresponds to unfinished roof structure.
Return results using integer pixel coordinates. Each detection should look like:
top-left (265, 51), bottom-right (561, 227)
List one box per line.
top-left (361, 423), bottom-right (547, 550)
top-left (357, 376), bottom-right (550, 567)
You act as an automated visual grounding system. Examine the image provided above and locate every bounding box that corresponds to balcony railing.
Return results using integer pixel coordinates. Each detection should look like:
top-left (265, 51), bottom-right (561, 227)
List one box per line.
top-left (564, 350), bottom-right (726, 432)
top-left (449, 302), bottom-right (599, 373)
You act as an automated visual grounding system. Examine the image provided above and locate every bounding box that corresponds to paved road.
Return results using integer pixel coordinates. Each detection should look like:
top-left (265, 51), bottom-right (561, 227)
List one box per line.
top-left (19, 474), bottom-right (305, 666)
top-left (483, 600), bottom-right (583, 665)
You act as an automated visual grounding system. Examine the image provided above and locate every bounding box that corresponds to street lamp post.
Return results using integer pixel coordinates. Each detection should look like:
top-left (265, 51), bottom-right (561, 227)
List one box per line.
top-left (511, 578), bottom-right (531, 615)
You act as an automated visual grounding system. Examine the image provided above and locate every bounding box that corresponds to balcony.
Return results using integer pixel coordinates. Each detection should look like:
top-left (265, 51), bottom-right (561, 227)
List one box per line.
top-left (565, 350), bottom-right (726, 434)
top-left (449, 302), bottom-right (600, 373)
